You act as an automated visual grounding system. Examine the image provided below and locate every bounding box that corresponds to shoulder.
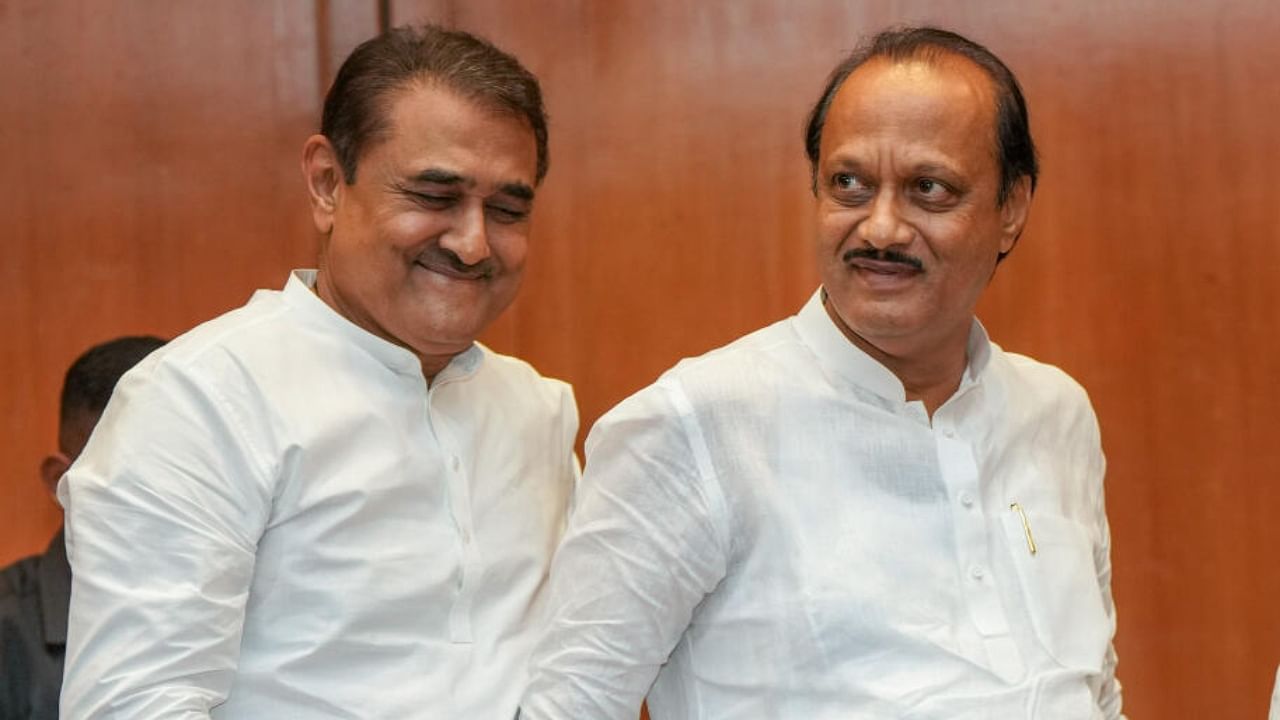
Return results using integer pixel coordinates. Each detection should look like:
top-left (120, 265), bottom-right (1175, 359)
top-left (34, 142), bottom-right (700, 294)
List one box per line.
top-left (0, 554), bottom-right (40, 605)
top-left (113, 287), bottom-right (339, 426)
top-left (596, 318), bottom-right (800, 433)
top-left (475, 344), bottom-right (577, 422)
top-left (75, 292), bottom-right (299, 484)
top-left (993, 348), bottom-right (1095, 414)
top-left (477, 344), bottom-right (574, 401)
top-left (104, 289), bottom-right (291, 404)
top-left (663, 318), bottom-right (801, 399)
top-left (146, 289), bottom-right (293, 375)
top-left (672, 317), bottom-right (798, 375)
top-left (988, 347), bottom-right (1102, 448)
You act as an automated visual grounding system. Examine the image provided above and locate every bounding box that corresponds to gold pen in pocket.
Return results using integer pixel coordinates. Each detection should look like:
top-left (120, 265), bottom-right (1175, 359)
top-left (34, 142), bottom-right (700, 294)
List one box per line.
top-left (1009, 502), bottom-right (1037, 556)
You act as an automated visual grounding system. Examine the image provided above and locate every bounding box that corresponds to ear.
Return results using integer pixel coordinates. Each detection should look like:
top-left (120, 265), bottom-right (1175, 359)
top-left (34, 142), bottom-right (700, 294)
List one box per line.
top-left (301, 134), bottom-right (345, 235)
top-left (998, 176), bottom-right (1033, 256)
top-left (40, 453), bottom-right (70, 498)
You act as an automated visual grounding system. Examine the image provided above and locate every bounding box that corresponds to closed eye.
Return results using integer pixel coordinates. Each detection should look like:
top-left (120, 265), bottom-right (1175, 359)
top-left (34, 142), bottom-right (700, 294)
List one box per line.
top-left (395, 186), bottom-right (459, 209)
top-left (486, 203), bottom-right (529, 224)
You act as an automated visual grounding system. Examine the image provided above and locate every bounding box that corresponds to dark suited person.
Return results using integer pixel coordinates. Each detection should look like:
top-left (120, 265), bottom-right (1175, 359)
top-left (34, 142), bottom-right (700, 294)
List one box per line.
top-left (0, 336), bottom-right (164, 719)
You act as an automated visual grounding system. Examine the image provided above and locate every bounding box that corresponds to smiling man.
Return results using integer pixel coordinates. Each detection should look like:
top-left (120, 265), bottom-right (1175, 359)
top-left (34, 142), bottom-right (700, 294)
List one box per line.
top-left (520, 27), bottom-right (1124, 719)
top-left (58, 26), bottom-right (578, 719)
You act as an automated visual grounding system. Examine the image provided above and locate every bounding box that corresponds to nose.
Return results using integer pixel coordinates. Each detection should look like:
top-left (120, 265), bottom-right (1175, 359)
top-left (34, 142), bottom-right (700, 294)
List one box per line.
top-left (855, 192), bottom-right (912, 250)
top-left (439, 202), bottom-right (492, 266)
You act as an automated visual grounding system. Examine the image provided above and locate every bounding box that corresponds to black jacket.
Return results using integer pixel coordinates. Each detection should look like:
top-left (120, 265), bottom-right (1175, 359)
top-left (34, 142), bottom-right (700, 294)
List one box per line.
top-left (0, 529), bottom-right (68, 720)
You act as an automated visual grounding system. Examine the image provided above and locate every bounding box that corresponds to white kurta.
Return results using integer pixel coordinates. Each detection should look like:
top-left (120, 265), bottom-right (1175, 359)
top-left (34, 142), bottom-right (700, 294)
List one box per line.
top-left (60, 270), bottom-right (579, 719)
top-left (522, 290), bottom-right (1122, 719)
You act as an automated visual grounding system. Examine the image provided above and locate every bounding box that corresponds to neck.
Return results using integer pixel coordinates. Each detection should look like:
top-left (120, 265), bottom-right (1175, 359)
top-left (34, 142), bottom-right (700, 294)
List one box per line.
top-left (312, 270), bottom-right (467, 385)
top-left (420, 354), bottom-right (455, 384)
top-left (822, 296), bottom-right (970, 419)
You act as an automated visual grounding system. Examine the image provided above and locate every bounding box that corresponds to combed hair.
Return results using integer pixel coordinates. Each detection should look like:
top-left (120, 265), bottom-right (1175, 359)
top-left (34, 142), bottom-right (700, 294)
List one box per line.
top-left (321, 24), bottom-right (549, 184)
top-left (804, 26), bottom-right (1038, 206)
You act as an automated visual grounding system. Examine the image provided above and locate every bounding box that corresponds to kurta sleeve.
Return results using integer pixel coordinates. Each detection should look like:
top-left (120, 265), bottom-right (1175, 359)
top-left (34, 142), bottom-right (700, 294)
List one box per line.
top-left (560, 382), bottom-right (583, 519)
top-left (1090, 425), bottom-right (1126, 720)
top-left (58, 358), bottom-right (273, 718)
top-left (520, 379), bottom-right (732, 720)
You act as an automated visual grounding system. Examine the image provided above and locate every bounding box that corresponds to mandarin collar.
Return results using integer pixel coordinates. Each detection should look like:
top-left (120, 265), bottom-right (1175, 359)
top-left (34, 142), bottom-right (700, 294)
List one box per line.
top-left (792, 288), bottom-right (993, 404)
top-left (38, 527), bottom-right (70, 647)
top-left (279, 269), bottom-right (483, 381)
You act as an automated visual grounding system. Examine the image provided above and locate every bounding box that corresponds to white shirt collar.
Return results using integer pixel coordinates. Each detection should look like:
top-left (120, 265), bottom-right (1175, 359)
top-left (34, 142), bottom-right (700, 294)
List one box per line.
top-left (279, 269), bottom-right (484, 380)
top-left (792, 287), bottom-right (993, 404)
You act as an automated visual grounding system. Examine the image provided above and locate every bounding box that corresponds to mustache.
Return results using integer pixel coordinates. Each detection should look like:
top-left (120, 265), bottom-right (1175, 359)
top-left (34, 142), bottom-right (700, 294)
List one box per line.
top-left (842, 247), bottom-right (924, 271)
top-left (416, 246), bottom-right (496, 280)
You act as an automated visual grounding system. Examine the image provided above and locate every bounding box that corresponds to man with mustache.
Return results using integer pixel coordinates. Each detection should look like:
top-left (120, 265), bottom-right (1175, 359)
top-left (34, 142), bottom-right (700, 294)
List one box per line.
top-left (59, 25), bottom-right (578, 719)
top-left (520, 27), bottom-right (1124, 719)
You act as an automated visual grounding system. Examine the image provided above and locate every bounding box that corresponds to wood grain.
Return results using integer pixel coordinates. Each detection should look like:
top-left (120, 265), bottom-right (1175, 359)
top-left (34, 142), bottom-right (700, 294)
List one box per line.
top-left (2, 2), bottom-right (1276, 717)
top-left (0, 1), bottom-right (377, 560)
top-left (394, 2), bottom-right (1280, 717)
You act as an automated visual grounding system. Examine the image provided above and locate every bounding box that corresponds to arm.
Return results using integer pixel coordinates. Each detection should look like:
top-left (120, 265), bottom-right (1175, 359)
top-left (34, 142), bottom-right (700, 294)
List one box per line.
top-left (58, 359), bottom-right (272, 718)
top-left (520, 381), bottom-right (732, 720)
top-left (559, 382), bottom-right (583, 519)
top-left (1090, 429), bottom-right (1126, 720)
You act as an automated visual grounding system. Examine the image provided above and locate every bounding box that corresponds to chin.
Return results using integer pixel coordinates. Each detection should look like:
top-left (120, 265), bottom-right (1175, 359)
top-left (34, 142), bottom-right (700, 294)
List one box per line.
top-left (843, 307), bottom-right (932, 345)
top-left (397, 332), bottom-right (476, 363)
top-left (414, 309), bottom-right (491, 343)
top-left (413, 321), bottom-right (482, 345)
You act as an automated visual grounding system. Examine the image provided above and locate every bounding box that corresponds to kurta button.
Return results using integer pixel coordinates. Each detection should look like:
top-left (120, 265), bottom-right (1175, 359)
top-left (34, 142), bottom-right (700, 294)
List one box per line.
top-left (944, 429), bottom-right (955, 439)
top-left (450, 455), bottom-right (460, 471)
top-left (960, 492), bottom-right (975, 508)
top-left (969, 565), bottom-right (985, 580)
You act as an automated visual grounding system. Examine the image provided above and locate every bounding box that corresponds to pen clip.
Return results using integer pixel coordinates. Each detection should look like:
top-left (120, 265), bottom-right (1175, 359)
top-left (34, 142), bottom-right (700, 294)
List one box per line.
top-left (1010, 502), bottom-right (1037, 556)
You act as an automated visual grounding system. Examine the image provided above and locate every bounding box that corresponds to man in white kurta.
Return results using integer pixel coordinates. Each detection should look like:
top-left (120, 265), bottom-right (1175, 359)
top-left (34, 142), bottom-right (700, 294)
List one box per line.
top-left (60, 25), bottom-right (575, 718)
top-left (522, 292), bottom-right (1118, 718)
top-left (62, 271), bottom-right (576, 716)
top-left (521, 27), bottom-right (1124, 719)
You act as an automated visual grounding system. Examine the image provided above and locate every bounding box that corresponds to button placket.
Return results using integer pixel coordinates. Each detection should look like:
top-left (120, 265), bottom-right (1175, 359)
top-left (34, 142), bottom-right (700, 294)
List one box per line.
top-left (933, 390), bottom-right (1026, 680)
top-left (936, 431), bottom-right (1012, 638)
top-left (429, 387), bottom-right (482, 644)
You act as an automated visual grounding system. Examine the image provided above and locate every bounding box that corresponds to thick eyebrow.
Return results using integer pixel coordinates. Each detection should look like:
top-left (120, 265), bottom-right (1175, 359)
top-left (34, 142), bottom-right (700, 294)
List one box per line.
top-left (498, 182), bottom-right (535, 202)
top-left (411, 168), bottom-right (465, 185)
top-left (408, 168), bottom-right (534, 202)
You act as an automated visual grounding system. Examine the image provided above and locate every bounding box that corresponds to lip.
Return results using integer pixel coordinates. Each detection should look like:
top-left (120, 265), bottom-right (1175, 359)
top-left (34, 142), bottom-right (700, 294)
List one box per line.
top-left (414, 259), bottom-right (488, 282)
top-left (847, 257), bottom-right (922, 289)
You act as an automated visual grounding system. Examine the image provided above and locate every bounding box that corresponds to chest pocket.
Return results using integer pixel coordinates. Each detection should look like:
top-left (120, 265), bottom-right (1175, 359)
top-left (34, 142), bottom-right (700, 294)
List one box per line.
top-left (1001, 510), bottom-right (1111, 672)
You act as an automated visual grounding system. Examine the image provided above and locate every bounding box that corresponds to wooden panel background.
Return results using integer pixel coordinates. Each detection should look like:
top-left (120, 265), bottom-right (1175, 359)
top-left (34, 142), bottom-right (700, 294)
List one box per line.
top-left (3, 1), bottom-right (1278, 717)
top-left (0, 1), bottom-right (326, 562)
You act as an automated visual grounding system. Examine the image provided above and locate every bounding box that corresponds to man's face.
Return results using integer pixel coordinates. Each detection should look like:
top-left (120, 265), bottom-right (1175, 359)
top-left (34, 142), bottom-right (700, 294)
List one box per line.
top-left (312, 82), bottom-right (539, 364)
top-left (815, 56), bottom-right (1029, 359)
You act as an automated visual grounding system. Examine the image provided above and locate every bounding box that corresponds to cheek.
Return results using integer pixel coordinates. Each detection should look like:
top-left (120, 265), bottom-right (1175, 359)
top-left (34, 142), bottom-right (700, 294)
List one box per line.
top-left (917, 211), bottom-right (989, 261)
top-left (816, 204), bottom-right (859, 253)
top-left (380, 211), bottom-right (446, 252)
top-left (491, 230), bottom-right (530, 272)
top-left (936, 238), bottom-right (1001, 302)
